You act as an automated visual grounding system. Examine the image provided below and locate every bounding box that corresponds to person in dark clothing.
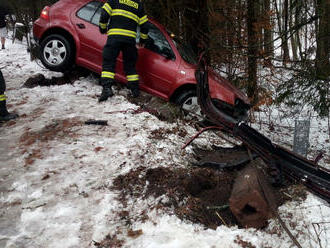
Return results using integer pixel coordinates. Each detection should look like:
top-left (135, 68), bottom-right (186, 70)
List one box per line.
top-left (0, 5), bottom-right (10, 49)
top-left (0, 70), bottom-right (18, 121)
top-left (98, 0), bottom-right (149, 101)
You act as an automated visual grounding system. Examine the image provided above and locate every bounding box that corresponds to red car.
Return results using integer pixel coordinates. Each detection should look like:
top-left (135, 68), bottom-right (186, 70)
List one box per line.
top-left (33, 0), bottom-right (250, 121)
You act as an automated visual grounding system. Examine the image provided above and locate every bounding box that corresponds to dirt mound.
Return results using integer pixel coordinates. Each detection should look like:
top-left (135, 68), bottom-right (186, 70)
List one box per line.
top-left (113, 166), bottom-right (237, 229)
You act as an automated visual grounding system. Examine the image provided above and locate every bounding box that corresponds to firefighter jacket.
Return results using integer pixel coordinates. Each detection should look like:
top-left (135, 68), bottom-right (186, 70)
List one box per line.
top-left (99, 0), bottom-right (148, 43)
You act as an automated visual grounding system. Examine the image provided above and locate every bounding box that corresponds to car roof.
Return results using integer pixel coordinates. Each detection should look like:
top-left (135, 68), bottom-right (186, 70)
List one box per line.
top-left (56, 0), bottom-right (163, 30)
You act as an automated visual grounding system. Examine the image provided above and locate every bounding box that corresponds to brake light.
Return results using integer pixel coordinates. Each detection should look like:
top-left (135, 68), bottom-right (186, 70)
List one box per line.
top-left (40, 6), bottom-right (50, 20)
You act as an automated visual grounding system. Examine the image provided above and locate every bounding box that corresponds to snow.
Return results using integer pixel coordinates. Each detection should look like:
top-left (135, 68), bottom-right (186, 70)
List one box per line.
top-left (0, 40), bottom-right (329, 248)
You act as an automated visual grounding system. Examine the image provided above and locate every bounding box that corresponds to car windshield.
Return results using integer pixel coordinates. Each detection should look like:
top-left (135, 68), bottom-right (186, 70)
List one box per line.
top-left (171, 37), bottom-right (198, 65)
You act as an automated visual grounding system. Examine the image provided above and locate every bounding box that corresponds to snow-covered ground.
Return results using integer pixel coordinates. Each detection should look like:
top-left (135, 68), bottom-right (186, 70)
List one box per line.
top-left (0, 40), bottom-right (329, 248)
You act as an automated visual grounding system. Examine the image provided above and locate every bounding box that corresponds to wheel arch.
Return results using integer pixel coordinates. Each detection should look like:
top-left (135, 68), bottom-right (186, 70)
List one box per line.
top-left (169, 83), bottom-right (196, 103)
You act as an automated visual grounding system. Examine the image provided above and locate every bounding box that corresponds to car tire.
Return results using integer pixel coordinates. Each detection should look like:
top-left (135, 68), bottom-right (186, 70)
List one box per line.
top-left (176, 90), bottom-right (203, 120)
top-left (40, 34), bottom-right (74, 72)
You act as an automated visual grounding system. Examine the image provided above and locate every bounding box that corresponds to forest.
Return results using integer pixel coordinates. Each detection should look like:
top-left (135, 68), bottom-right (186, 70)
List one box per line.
top-left (1, 0), bottom-right (330, 117)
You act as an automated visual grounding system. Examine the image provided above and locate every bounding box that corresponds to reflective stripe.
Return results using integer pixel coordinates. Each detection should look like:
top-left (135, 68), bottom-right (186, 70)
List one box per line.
top-left (99, 23), bottom-right (107, 29)
top-left (0, 94), bottom-right (7, 101)
top-left (139, 15), bottom-right (148, 25)
top-left (102, 3), bottom-right (112, 16)
top-left (112, 9), bottom-right (139, 23)
top-left (140, 33), bottom-right (148, 39)
top-left (101, 71), bottom-right (115, 79)
top-left (107, 28), bottom-right (137, 38)
top-left (127, 74), bottom-right (139, 81)
top-left (119, 0), bottom-right (138, 9)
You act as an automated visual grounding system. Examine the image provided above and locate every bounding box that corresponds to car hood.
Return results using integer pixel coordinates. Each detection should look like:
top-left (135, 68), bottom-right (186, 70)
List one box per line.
top-left (208, 70), bottom-right (250, 105)
top-left (182, 62), bottom-right (250, 105)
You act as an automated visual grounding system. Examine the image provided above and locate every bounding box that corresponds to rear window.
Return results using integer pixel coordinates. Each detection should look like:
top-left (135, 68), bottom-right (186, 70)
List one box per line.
top-left (76, 1), bottom-right (103, 25)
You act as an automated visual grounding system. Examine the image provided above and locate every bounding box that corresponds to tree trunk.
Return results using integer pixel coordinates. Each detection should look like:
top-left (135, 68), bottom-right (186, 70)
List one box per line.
top-left (290, 0), bottom-right (298, 61)
top-left (295, 0), bottom-right (304, 60)
top-left (282, 0), bottom-right (290, 64)
top-left (316, 0), bottom-right (330, 78)
top-left (264, 0), bottom-right (273, 62)
top-left (247, 0), bottom-right (258, 104)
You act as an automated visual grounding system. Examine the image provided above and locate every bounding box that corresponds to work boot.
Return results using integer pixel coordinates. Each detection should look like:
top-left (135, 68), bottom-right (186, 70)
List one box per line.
top-left (0, 112), bottom-right (18, 121)
top-left (99, 85), bottom-right (114, 102)
top-left (0, 100), bottom-right (18, 122)
top-left (128, 81), bottom-right (140, 98)
top-left (98, 79), bottom-right (114, 102)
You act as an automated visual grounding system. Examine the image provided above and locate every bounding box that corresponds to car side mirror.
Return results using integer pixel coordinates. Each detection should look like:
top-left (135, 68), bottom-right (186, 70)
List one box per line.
top-left (161, 47), bottom-right (174, 60)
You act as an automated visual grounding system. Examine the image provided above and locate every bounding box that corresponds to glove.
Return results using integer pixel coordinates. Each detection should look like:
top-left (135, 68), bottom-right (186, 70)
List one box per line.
top-left (99, 27), bottom-right (107, 34)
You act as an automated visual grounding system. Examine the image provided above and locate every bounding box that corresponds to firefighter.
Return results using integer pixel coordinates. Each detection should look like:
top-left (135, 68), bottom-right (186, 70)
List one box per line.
top-left (0, 70), bottom-right (18, 122)
top-left (98, 0), bottom-right (149, 101)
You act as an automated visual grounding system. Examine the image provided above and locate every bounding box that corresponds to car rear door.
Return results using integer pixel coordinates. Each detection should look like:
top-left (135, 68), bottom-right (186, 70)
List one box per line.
top-left (70, 1), bottom-right (103, 73)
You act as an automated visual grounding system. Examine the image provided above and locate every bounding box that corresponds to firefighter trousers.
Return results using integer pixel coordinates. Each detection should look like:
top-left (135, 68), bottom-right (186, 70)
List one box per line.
top-left (0, 70), bottom-right (7, 103)
top-left (101, 38), bottom-right (139, 86)
top-left (0, 70), bottom-right (5, 94)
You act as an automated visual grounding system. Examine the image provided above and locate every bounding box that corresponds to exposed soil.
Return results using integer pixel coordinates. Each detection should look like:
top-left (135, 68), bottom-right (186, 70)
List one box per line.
top-left (126, 92), bottom-right (182, 123)
top-left (23, 67), bottom-right (90, 88)
top-left (148, 126), bottom-right (188, 140)
top-left (18, 118), bottom-right (82, 166)
top-left (113, 166), bottom-right (237, 230)
top-left (93, 233), bottom-right (125, 248)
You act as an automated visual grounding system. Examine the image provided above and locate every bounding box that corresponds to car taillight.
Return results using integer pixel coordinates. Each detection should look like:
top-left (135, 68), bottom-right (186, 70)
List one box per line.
top-left (40, 6), bottom-right (50, 20)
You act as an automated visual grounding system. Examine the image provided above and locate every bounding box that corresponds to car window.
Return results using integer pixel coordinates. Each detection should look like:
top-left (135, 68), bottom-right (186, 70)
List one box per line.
top-left (77, 1), bottom-right (103, 24)
top-left (172, 38), bottom-right (198, 65)
top-left (142, 22), bottom-right (175, 59)
top-left (91, 5), bottom-right (102, 25)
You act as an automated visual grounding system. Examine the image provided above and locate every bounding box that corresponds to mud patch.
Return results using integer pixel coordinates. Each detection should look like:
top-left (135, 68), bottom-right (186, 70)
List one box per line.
top-left (114, 86), bottom-right (183, 123)
top-left (93, 233), bottom-right (125, 248)
top-left (23, 67), bottom-right (90, 88)
top-left (148, 126), bottom-right (188, 140)
top-left (19, 118), bottom-right (82, 166)
top-left (113, 166), bottom-right (237, 230)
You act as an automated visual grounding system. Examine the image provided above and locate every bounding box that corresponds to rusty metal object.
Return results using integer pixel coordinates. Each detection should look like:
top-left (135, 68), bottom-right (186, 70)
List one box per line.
top-left (229, 160), bottom-right (275, 228)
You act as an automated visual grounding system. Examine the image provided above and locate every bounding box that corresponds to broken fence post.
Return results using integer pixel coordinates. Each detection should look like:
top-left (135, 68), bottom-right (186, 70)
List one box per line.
top-left (229, 159), bottom-right (276, 228)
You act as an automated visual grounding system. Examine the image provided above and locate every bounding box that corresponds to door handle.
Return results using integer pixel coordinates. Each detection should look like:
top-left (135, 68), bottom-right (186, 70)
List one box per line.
top-left (76, 23), bottom-right (86, 29)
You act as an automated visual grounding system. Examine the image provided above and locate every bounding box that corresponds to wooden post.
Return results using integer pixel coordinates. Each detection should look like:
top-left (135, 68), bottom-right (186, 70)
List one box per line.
top-left (229, 159), bottom-right (276, 228)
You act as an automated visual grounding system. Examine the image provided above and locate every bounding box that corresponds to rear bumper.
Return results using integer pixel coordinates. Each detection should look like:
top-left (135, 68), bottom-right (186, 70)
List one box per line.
top-left (32, 18), bottom-right (49, 43)
top-left (32, 20), bottom-right (47, 60)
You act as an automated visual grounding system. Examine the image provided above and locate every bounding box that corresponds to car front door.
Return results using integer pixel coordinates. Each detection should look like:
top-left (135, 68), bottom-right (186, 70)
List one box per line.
top-left (137, 22), bottom-right (179, 99)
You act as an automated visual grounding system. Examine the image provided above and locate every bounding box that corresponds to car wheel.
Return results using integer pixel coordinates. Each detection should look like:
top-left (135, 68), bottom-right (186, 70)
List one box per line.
top-left (40, 34), bottom-right (74, 72)
top-left (176, 90), bottom-right (203, 120)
